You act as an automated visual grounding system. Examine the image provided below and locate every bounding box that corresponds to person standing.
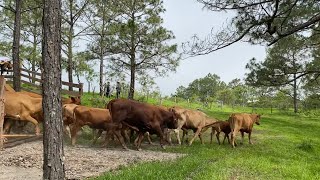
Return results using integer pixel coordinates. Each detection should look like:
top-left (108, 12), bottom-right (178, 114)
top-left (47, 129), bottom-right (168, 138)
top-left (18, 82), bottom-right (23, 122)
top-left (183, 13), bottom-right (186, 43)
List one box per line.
top-left (105, 82), bottom-right (110, 98)
top-left (116, 81), bottom-right (121, 99)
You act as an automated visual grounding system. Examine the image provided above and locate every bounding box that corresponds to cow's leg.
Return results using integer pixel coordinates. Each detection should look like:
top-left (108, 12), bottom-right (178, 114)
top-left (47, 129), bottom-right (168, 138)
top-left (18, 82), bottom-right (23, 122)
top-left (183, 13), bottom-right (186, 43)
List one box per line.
top-left (114, 129), bottom-right (128, 150)
top-left (25, 115), bottom-right (40, 135)
top-left (121, 129), bottom-right (130, 143)
top-left (226, 133), bottom-right (231, 144)
top-left (231, 130), bottom-right (238, 148)
top-left (146, 132), bottom-right (154, 145)
top-left (135, 132), bottom-right (145, 151)
top-left (92, 129), bottom-right (103, 145)
top-left (174, 129), bottom-right (181, 145)
top-left (248, 131), bottom-right (253, 144)
top-left (188, 127), bottom-right (202, 146)
top-left (182, 129), bottom-right (188, 144)
top-left (3, 119), bottom-right (13, 134)
top-left (101, 130), bottom-right (113, 148)
top-left (240, 131), bottom-right (245, 145)
top-left (154, 126), bottom-right (166, 149)
top-left (70, 125), bottom-right (81, 146)
top-left (63, 124), bottom-right (72, 139)
top-left (167, 129), bottom-right (172, 145)
top-left (216, 131), bottom-right (221, 145)
top-left (198, 132), bottom-right (204, 144)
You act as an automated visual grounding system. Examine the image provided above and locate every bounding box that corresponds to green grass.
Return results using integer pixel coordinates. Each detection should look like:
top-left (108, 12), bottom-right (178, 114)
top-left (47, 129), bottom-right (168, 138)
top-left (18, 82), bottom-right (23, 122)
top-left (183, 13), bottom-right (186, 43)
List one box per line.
top-left (87, 107), bottom-right (320, 180)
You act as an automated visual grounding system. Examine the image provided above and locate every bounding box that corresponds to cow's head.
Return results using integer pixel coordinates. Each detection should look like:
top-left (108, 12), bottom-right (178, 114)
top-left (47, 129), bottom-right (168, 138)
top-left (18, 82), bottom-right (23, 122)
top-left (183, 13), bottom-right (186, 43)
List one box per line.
top-left (167, 108), bottom-right (181, 129)
top-left (253, 114), bottom-right (261, 125)
top-left (70, 96), bottom-right (81, 105)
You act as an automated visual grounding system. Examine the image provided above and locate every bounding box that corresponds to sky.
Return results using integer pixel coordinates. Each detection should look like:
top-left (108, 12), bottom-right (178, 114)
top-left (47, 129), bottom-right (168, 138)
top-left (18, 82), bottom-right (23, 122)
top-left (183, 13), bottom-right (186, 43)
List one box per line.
top-left (154, 0), bottom-right (267, 95)
top-left (1, 0), bottom-right (267, 96)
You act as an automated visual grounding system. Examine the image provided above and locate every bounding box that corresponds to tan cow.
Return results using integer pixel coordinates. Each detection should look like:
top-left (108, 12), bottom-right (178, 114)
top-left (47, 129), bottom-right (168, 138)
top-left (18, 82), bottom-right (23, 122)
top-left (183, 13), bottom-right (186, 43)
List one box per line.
top-left (229, 113), bottom-right (261, 148)
top-left (4, 90), bottom-right (81, 134)
top-left (62, 104), bottom-right (79, 138)
top-left (169, 107), bottom-right (217, 145)
top-left (4, 91), bottom-right (42, 135)
top-left (70, 105), bottom-right (114, 146)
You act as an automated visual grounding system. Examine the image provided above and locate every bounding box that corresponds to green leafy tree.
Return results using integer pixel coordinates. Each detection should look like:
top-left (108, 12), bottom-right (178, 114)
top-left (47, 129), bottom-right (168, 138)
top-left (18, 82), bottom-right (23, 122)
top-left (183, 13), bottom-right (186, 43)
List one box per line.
top-left (216, 88), bottom-right (235, 106)
top-left (246, 36), bottom-right (311, 113)
top-left (228, 78), bottom-right (248, 106)
top-left (109, 0), bottom-right (180, 99)
top-left (174, 73), bottom-right (225, 102)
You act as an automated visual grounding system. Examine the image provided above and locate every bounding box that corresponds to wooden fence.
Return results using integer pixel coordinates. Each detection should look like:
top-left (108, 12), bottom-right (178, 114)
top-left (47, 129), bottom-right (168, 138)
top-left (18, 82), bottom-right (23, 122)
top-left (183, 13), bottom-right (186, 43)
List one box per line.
top-left (4, 68), bottom-right (83, 97)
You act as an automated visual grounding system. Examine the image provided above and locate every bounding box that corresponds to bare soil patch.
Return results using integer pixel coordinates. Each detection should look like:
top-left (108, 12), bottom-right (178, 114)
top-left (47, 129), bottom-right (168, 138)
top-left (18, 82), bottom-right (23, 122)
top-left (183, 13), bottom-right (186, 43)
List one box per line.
top-left (0, 140), bottom-right (183, 180)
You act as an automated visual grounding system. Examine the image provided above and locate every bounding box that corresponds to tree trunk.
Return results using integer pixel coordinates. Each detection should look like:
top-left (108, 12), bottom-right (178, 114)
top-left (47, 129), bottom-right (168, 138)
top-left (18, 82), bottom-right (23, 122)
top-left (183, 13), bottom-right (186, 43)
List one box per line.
top-left (67, 0), bottom-right (74, 91)
top-left (128, 59), bottom-right (135, 100)
top-left (67, 25), bottom-right (74, 91)
top-left (99, 54), bottom-right (104, 96)
top-left (128, 11), bottom-right (136, 100)
top-left (87, 81), bottom-right (91, 93)
top-left (32, 27), bottom-right (37, 83)
top-left (293, 74), bottom-right (298, 113)
top-left (42, 0), bottom-right (65, 179)
top-left (12, 0), bottom-right (22, 92)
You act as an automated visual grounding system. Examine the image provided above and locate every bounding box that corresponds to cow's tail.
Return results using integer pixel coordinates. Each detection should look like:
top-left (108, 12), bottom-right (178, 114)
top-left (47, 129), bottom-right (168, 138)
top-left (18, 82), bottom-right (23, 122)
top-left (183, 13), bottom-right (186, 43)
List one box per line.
top-left (228, 114), bottom-right (236, 132)
top-left (72, 106), bottom-right (78, 124)
top-left (106, 99), bottom-right (115, 117)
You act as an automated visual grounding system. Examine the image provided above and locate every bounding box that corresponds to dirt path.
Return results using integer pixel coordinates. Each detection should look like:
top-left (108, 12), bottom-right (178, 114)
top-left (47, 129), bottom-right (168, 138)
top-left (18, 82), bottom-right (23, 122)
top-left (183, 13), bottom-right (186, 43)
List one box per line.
top-left (0, 141), bottom-right (183, 180)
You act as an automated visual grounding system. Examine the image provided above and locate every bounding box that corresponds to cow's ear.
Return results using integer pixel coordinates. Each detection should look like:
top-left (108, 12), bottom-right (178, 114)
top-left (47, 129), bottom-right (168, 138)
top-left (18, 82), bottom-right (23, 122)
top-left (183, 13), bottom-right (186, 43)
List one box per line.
top-left (71, 97), bottom-right (76, 102)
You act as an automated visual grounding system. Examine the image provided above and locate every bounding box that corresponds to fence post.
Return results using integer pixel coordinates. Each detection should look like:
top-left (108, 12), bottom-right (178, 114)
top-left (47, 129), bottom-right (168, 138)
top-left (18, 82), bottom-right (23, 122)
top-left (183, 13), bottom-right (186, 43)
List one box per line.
top-left (0, 76), bottom-right (6, 149)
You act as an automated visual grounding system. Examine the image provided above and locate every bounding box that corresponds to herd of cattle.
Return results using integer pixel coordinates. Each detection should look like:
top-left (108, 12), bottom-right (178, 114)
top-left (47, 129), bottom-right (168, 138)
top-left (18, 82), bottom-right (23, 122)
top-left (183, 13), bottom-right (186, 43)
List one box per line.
top-left (3, 86), bottom-right (261, 150)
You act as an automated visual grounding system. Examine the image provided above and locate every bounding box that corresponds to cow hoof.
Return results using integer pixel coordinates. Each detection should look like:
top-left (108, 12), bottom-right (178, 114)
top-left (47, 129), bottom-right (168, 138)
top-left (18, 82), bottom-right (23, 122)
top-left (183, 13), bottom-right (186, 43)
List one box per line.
top-left (137, 148), bottom-right (142, 151)
top-left (249, 142), bottom-right (253, 144)
top-left (161, 145), bottom-right (166, 150)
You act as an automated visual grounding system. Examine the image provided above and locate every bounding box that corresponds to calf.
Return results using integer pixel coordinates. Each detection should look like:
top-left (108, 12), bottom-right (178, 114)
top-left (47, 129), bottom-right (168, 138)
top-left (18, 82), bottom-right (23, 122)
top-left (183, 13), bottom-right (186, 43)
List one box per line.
top-left (229, 113), bottom-right (261, 148)
top-left (70, 105), bottom-right (115, 146)
top-left (208, 121), bottom-right (231, 145)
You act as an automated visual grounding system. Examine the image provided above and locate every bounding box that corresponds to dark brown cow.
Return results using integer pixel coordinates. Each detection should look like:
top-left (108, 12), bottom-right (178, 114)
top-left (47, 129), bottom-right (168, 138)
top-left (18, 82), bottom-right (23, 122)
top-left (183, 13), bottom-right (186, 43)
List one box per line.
top-left (229, 113), bottom-right (261, 148)
top-left (107, 99), bottom-right (179, 150)
top-left (208, 120), bottom-right (231, 145)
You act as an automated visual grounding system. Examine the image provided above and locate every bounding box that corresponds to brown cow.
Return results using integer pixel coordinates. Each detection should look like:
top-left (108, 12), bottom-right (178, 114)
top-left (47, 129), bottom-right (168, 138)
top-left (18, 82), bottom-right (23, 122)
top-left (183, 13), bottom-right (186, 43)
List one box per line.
top-left (107, 99), bottom-right (179, 150)
top-left (4, 90), bottom-right (81, 134)
top-left (169, 107), bottom-right (217, 146)
top-left (208, 120), bottom-right (231, 145)
top-left (229, 113), bottom-right (261, 148)
top-left (4, 91), bottom-right (42, 135)
top-left (70, 105), bottom-right (116, 146)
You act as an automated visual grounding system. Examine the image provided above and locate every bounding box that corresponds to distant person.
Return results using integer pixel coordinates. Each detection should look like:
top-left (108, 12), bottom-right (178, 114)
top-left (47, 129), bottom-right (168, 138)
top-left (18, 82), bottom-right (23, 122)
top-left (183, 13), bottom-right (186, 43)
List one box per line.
top-left (104, 82), bottom-right (110, 98)
top-left (116, 81), bottom-right (121, 99)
